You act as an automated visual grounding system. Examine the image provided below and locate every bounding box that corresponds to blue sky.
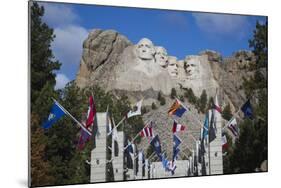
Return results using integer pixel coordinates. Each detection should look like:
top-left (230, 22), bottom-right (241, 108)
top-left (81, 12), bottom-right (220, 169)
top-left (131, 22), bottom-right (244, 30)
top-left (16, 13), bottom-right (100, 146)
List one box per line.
top-left (39, 2), bottom-right (266, 89)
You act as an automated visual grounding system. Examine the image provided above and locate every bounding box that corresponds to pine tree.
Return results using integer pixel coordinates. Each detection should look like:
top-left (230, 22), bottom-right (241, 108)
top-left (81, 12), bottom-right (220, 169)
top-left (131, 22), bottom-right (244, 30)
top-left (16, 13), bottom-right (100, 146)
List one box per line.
top-left (184, 88), bottom-right (197, 104)
top-left (224, 21), bottom-right (268, 174)
top-left (249, 21), bottom-right (268, 68)
top-left (30, 2), bottom-right (61, 186)
top-left (222, 103), bottom-right (232, 121)
top-left (151, 102), bottom-right (157, 110)
top-left (157, 91), bottom-right (166, 105)
top-left (30, 2), bottom-right (61, 106)
top-left (198, 90), bottom-right (207, 113)
top-left (170, 88), bottom-right (177, 99)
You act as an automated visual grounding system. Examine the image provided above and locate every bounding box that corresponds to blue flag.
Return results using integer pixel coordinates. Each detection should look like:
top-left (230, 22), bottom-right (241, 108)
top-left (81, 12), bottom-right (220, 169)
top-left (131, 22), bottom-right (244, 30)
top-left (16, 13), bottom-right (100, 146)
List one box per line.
top-left (150, 135), bottom-right (162, 160)
top-left (126, 140), bottom-right (134, 154)
top-left (168, 99), bottom-right (188, 117)
top-left (161, 153), bottom-right (169, 170)
top-left (42, 102), bottom-right (66, 129)
top-left (173, 134), bottom-right (181, 161)
top-left (173, 134), bottom-right (182, 150)
top-left (173, 147), bottom-right (180, 161)
top-left (241, 99), bottom-right (253, 118)
top-left (202, 112), bottom-right (209, 139)
top-left (125, 140), bottom-right (134, 169)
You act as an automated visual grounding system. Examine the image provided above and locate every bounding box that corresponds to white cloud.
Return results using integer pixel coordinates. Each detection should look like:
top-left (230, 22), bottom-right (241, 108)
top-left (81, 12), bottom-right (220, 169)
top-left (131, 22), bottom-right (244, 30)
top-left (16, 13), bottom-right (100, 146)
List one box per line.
top-left (160, 12), bottom-right (188, 30)
top-left (41, 3), bottom-right (79, 27)
top-left (52, 25), bottom-right (88, 67)
top-left (39, 3), bottom-right (89, 78)
top-left (192, 13), bottom-right (249, 37)
top-left (55, 73), bottom-right (70, 90)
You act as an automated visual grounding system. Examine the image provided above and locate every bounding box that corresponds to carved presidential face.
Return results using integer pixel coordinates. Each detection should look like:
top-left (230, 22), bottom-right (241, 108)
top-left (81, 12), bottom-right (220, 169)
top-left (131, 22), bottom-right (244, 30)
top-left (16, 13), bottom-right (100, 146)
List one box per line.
top-left (155, 46), bottom-right (168, 67)
top-left (167, 56), bottom-right (178, 77)
top-left (185, 58), bottom-right (200, 80)
top-left (136, 38), bottom-right (155, 60)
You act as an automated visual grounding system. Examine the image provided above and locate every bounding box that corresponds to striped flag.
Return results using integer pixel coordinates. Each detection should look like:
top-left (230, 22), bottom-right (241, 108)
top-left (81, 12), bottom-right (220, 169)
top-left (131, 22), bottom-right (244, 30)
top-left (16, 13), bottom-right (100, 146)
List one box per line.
top-left (227, 117), bottom-right (239, 137)
top-left (140, 127), bottom-right (154, 137)
top-left (172, 120), bottom-right (186, 133)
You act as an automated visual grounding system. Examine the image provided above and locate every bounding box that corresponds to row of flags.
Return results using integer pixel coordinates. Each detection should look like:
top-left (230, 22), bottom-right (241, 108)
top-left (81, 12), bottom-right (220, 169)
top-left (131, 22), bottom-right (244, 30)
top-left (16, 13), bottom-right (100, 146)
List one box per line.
top-left (42, 97), bottom-right (144, 150)
top-left (41, 89), bottom-right (254, 176)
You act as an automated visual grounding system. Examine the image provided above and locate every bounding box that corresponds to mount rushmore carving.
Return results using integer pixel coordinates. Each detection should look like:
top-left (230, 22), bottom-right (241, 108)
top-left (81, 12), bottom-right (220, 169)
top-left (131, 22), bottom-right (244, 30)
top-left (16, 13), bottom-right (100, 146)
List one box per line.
top-left (76, 29), bottom-right (256, 110)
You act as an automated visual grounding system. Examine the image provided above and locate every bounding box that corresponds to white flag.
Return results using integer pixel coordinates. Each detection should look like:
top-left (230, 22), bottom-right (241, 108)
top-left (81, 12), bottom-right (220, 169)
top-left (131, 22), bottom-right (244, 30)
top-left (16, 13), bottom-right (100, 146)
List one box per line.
top-left (127, 99), bottom-right (143, 118)
top-left (226, 117), bottom-right (239, 137)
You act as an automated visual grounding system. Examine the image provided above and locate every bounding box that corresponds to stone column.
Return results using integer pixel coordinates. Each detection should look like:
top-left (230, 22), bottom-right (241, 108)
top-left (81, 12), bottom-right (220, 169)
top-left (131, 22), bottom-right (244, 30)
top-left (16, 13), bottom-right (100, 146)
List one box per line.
top-left (112, 131), bottom-right (124, 181)
top-left (136, 151), bottom-right (143, 180)
top-left (204, 137), bottom-right (210, 175)
top-left (144, 159), bottom-right (149, 179)
top-left (209, 108), bottom-right (223, 175)
top-left (90, 113), bottom-right (107, 183)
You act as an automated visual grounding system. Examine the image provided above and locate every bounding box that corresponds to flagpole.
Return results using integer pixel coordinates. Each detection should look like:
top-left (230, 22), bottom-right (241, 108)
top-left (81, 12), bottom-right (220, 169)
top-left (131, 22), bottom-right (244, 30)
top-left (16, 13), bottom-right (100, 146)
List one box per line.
top-left (52, 98), bottom-right (92, 136)
top-left (221, 109), bottom-right (242, 131)
top-left (173, 97), bottom-right (208, 132)
top-left (182, 143), bottom-right (193, 153)
top-left (222, 96), bottom-right (254, 130)
top-left (208, 129), bottom-right (211, 175)
top-left (141, 152), bottom-right (156, 168)
top-left (107, 116), bottom-right (126, 136)
top-left (147, 151), bottom-right (156, 160)
top-left (189, 132), bottom-right (197, 143)
top-left (123, 119), bottom-right (152, 150)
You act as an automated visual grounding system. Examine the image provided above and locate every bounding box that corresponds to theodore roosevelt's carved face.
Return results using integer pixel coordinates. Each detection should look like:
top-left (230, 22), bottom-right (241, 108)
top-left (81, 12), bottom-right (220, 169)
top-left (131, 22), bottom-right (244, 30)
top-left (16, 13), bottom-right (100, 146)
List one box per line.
top-left (136, 38), bottom-right (155, 60)
top-left (155, 46), bottom-right (168, 67)
top-left (167, 56), bottom-right (178, 77)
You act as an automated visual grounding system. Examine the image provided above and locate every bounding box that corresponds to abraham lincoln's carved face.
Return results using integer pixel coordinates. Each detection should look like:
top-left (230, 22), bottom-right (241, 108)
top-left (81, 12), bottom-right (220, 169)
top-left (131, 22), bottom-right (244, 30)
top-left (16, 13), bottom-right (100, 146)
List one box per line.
top-left (185, 58), bottom-right (200, 80)
top-left (136, 38), bottom-right (155, 60)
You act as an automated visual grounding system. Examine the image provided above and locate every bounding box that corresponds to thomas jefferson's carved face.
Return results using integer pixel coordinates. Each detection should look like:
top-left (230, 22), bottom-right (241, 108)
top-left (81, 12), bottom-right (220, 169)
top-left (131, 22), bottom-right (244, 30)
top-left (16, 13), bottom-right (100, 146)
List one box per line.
top-left (168, 56), bottom-right (178, 77)
top-left (155, 46), bottom-right (168, 67)
top-left (136, 38), bottom-right (155, 60)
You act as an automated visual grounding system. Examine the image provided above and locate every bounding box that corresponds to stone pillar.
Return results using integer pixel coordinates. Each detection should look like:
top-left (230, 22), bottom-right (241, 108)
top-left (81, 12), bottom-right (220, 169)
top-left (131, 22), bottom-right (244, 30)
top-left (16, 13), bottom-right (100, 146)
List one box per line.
top-left (204, 138), bottom-right (210, 175)
top-left (144, 159), bottom-right (149, 179)
top-left (209, 108), bottom-right (223, 175)
top-left (136, 152), bottom-right (143, 180)
top-left (90, 113), bottom-right (107, 183)
top-left (112, 131), bottom-right (124, 181)
top-left (126, 169), bottom-right (135, 180)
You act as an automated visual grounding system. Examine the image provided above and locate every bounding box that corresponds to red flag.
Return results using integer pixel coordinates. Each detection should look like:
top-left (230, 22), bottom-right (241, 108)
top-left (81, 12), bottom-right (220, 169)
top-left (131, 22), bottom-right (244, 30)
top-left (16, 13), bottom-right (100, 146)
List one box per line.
top-left (86, 96), bottom-right (96, 128)
top-left (140, 121), bottom-right (154, 137)
top-left (140, 127), bottom-right (154, 137)
top-left (77, 95), bottom-right (96, 150)
top-left (77, 128), bottom-right (91, 150)
top-left (214, 94), bottom-right (222, 113)
top-left (172, 120), bottom-right (186, 133)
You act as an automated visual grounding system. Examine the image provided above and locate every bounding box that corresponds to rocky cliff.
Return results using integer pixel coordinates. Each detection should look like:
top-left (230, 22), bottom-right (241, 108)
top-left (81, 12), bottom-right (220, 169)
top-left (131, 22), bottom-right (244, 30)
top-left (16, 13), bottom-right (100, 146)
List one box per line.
top-left (75, 29), bottom-right (257, 157)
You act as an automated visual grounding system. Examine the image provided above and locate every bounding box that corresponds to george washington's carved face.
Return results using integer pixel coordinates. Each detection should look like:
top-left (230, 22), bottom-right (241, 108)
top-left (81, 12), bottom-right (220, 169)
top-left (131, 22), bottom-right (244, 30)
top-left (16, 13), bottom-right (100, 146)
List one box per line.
top-left (155, 46), bottom-right (168, 67)
top-left (135, 38), bottom-right (155, 60)
top-left (167, 56), bottom-right (178, 77)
